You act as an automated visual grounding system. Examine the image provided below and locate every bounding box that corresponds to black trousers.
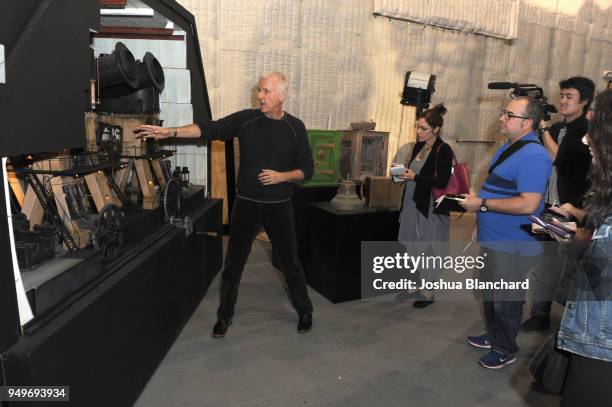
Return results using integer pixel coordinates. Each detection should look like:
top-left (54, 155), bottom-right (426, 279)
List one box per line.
top-left (217, 197), bottom-right (313, 321)
top-left (561, 353), bottom-right (612, 407)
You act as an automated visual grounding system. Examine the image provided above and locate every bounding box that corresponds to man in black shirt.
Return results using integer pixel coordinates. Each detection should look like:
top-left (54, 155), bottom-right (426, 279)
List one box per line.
top-left (539, 76), bottom-right (594, 207)
top-left (136, 72), bottom-right (315, 338)
top-left (522, 76), bottom-right (595, 332)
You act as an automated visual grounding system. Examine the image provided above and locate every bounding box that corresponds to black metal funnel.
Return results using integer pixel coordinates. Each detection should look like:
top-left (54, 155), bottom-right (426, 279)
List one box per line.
top-left (98, 42), bottom-right (139, 90)
top-left (139, 52), bottom-right (165, 93)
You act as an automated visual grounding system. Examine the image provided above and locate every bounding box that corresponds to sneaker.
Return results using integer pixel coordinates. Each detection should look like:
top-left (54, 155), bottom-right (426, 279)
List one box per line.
top-left (520, 316), bottom-right (550, 332)
top-left (297, 314), bottom-right (313, 334)
top-left (467, 334), bottom-right (492, 349)
top-left (478, 350), bottom-right (517, 369)
top-left (212, 319), bottom-right (232, 338)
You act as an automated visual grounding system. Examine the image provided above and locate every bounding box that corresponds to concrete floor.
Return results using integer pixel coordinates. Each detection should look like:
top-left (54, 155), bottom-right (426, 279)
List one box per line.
top-left (136, 214), bottom-right (562, 407)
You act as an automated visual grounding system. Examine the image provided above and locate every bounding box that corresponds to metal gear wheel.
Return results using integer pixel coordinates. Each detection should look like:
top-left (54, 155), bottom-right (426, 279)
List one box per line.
top-left (92, 203), bottom-right (125, 261)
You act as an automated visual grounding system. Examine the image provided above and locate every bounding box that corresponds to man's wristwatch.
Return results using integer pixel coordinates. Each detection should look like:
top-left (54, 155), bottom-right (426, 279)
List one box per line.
top-left (170, 128), bottom-right (178, 138)
top-left (538, 127), bottom-right (550, 136)
top-left (479, 199), bottom-right (488, 212)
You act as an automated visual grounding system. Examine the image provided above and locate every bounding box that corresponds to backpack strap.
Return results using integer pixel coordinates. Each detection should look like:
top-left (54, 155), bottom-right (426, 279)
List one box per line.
top-left (488, 140), bottom-right (540, 175)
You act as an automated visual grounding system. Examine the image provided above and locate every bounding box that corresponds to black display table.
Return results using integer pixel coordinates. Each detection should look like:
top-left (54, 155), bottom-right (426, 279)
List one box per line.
top-left (1, 199), bottom-right (223, 407)
top-left (302, 202), bottom-right (399, 303)
top-left (292, 185), bottom-right (338, 264)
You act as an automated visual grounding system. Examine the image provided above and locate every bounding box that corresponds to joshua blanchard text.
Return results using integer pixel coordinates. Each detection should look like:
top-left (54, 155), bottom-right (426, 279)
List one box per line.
top-left (372, 278), bottom-right (530, 290)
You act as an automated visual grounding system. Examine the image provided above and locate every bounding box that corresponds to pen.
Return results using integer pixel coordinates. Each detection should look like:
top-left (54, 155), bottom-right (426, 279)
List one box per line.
top-left (462, 240), bottom-right (474, 253)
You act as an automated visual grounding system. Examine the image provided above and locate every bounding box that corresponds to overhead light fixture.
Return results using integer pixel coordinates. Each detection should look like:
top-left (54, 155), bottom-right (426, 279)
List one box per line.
top-left (100, 8), bottom-right (154, 17)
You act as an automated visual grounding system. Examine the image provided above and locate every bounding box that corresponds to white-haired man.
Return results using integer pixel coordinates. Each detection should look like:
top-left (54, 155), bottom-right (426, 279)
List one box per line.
top-left (137, 72), bottom-right (315, 338)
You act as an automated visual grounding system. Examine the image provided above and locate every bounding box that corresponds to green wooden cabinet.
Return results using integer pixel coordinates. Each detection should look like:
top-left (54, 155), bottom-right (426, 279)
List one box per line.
top-left (301, 130), bottom-right (342, 187)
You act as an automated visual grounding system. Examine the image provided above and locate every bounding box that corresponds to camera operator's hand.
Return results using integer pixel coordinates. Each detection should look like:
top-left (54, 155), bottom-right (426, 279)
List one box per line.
top-left (539, 119), bottom-right (558, 159)
top-left (538, 120), bottom-right (552, 139)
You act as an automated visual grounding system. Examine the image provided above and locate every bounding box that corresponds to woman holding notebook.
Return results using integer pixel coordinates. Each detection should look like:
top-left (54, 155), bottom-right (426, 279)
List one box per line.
top-left (396, 104), bottom-right (454, 308)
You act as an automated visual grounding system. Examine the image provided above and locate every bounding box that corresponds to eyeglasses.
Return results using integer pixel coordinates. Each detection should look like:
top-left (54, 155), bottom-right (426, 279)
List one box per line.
top-left (499, 109), bottom-right (530, 120)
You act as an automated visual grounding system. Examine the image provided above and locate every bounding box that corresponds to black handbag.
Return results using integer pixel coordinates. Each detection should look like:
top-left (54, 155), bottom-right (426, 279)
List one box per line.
top-left (528, 333), bottom-right (570, 394)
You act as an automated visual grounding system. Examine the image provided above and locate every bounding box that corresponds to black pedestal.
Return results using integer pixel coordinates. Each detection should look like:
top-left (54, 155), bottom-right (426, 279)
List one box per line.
top-left (302, 202), bottom-right (399, 303)
top-left (292, 185), bottom-right (338, 264)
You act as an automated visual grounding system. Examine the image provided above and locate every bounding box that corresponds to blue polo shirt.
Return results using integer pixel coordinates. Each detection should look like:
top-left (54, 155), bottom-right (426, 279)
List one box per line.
top-left (477, 131), bottom-right (552, 255)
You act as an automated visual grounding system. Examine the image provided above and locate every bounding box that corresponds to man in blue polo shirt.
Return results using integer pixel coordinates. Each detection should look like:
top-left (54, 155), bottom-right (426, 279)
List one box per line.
top-left (460, 96), bottom-right (552, 369)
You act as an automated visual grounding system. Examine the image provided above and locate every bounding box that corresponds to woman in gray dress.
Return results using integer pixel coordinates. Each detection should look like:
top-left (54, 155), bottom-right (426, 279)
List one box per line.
top-left (397, 104), bottom-right (454, 308)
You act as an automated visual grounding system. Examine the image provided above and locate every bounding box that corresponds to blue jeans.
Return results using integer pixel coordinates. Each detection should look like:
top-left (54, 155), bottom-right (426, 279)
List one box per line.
top-left (217, 197), bottom-right (313, 320)
top-left (481, 247), bottom-right (534, 355)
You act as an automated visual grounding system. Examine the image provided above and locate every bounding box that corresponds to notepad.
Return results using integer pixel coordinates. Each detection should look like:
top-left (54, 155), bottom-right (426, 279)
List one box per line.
top-left (434, 194), bottom-right (466, 212)
top-left (390, 165), bottom-right (406, 183)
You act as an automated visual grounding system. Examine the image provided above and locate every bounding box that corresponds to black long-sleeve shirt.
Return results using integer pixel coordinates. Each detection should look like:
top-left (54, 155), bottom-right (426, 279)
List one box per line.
top-left (196, 109), bottom-right (314, 203)
top-left (550, 114), bottom-right (591, 207)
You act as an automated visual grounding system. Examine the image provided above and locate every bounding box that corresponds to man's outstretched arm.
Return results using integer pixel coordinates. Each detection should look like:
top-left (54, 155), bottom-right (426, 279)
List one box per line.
top-left (135, 124), bottom-right (202, 140)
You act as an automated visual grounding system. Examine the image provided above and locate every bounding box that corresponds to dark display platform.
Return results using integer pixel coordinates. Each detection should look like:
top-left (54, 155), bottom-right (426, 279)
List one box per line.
top-left (1, 198), bottom-right (223, 407)
top-left (292, 185), bottom-right (338, 264)
top-left (301, 202), bottom-right (399, 303)
top-left (20, 186), bottom-right (207, 318)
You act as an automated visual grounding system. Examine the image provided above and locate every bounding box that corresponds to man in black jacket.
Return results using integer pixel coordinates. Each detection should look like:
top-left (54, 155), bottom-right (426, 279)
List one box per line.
top-left (522, 76), bottom-right (595, 332)
top-left (136, 72), bottom-right (315, 338)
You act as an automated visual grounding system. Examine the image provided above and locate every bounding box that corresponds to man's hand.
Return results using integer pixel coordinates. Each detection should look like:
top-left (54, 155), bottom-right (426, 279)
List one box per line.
top-left (459, 194), bottom-right (482, 213)
top-left (135, 125), bottom-right (173, 140)
top-left (258, 169), bottom-right (287, 185)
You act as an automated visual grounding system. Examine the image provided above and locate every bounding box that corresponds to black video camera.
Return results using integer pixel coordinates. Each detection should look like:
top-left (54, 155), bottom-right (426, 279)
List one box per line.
top-left (488, 82), bottom-right (557, 121)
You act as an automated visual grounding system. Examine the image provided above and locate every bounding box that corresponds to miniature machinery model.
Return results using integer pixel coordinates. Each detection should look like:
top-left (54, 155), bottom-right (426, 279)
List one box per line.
top-left (8, 42), bottom-right (189, 265)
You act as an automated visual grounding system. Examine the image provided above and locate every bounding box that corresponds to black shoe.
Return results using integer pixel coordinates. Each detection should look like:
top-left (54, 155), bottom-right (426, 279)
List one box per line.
top-left (413, 291), bottom-right (434, 309)
top-left (413, 300), bottom-right (434, 309)
top-left (212, 319), bottom-right (232, 338)
top-left (520, 316), bottom-right (550, 332)
top-left (297, 314), bottom-right (313, 333)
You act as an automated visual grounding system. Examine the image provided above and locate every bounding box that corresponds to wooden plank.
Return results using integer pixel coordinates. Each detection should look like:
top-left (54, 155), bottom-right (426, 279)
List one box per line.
top-left (7, 168), bottom-right (25, 207)
top-left (99, 27), bottom-right (175, 36)
top-left (84, 112), bottom-right (98, 154)
top-left (21, 186), bottom-right (44, 229)
top-left (99, 0), bottom-right (127, 7)
top-left (113, 164), bottom-right (131, 192)
top-left (93, 33), bottom-right (185, 41)
top-left (134, 159), bottom-right (159, 209)
top-left (210, 140), bottom-right (229, 224)
top-left (84, 172), bottom-right (122, 212)
top-left (150, 159), bottom-right (167, 190)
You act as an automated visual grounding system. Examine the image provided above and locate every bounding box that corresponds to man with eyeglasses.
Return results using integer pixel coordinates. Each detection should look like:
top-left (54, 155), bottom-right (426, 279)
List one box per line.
top-left (460, 97), bottom-right (552, 369)
top-left (520, 76), bottom-right (595, 334)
